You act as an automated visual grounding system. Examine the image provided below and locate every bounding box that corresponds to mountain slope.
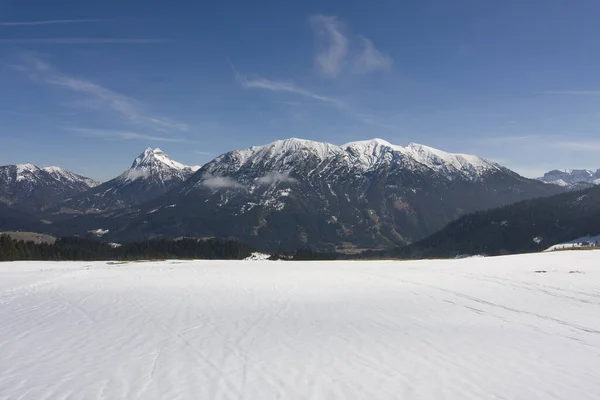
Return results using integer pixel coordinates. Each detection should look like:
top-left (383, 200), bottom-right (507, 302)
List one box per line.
top-left (56, 148), bottom-right (200, 213)
top-left (42, 166), bottom-right (100, 189)
top-left (97, 138), bottom-right (563, 251)
top-left (538, 169), bottom-right (600, 189)
top-left (388, 184), bottom-right (600, 259)
top-left (0, 163), bottom-right (98, 210)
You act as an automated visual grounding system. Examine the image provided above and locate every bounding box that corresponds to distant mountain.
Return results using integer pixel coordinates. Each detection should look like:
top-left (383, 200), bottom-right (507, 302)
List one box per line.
top-left (0, 163), bottom-right (98, 210)
top-left (538, 169), bottom-right (600, 189)
top-left (43, 166), bottom-right (99, 189)
top-left (387, 185), bottom-right (600, 259)
top-left (56, 148), bottom-right (200, 213)
top-left (93, 138), bottom-right (563, 251)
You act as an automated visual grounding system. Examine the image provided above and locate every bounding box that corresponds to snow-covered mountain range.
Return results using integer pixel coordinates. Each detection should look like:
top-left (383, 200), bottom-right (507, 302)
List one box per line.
top-left (537, 169), bottom-right (600, 189)
top-left (101, 138), bottom-right (563, 251)
top-left (0, 139), bottom-right (568, 249)
top-left (0, 163), bottom-right (98, 209)
top-left (57, 148), bottom-right (200, 213)
top-left (203, 138), bottom-right (503, 181)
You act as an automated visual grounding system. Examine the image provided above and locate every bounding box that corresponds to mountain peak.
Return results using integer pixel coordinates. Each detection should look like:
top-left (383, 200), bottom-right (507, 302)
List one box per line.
top-left (41, 166), bottom-right (100, 187)
top-left (132, 147), bottom-right (182, 169)
top-left (205, 138), bottom-right (504, 185)
top-left (343, 138), bottom-right (393, 147)
top-left (142, 147), bottom-right (164, 156)
top-left (123, 147), bottom-right (200, 182)
top-left (0, 163), bottom-right (99, 209)
top-left (16, 163), bottom-right (39, 171)
top-left (56, 148), bottom-right (202, 212)
top-left (538, 168), bottom-right (600, 188)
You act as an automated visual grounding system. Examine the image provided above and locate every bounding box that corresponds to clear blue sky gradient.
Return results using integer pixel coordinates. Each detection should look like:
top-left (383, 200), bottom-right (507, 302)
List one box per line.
top-left (1, 0), bottom-right (599, 180)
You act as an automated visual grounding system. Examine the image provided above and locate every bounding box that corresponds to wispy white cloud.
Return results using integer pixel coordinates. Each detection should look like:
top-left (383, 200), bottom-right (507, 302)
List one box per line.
top-left (353, 36), bottom-right (393, 74)
top-left (0, 19), bottom-right (100, 26)
top-left (230, 56), bottom-right (392, 128)
top-left (238, 75), bottom-right (345, 107)
top-left (0, 38), bottom-right (166, 44)
top-left (236, 73), bottom-right (395, 128)
top-left (16, 54), bottom-right (188, 132)
top-left (309, 15), bottom-right (348, 78)
top-left (195, 151), bottom-right (212, 156)
top-left (69, 128), bottom-right (192, 143)
top-left (309, 15), bottom-right (392, 78)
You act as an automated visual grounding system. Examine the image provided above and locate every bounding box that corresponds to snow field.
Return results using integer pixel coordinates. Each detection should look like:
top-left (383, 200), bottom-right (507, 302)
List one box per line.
top-left (1, 252), bottom-right (599, 399)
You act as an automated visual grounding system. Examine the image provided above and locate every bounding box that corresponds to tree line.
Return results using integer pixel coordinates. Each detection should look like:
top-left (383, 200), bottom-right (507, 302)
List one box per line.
top-left (0, 235), bottom-right (253, 261)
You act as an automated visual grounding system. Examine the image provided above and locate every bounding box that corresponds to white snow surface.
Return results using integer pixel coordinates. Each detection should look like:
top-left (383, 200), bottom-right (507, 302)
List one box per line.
top-left (537, 168), bottom-right (600, 188)
top-left (14, 163), bottom-right (43, 182)
top-left (120, 148), bottom-right (200, 183)
top-left (42, 166), bottom-right (99, 187)
top-left (545, 235), bottom-right (600, 251)
top-left (1, 252), bottom-right (599, 400)
top-left (2, 163), bottom-right (98, 187)
top-left (220, 138), bottom-right (501, 179)
top-left (88, 228), bottom-right (109, 237)
top-left (133, 148), bottom-right (200, 173)
top-left (243, 252), bottom-right (271, 261)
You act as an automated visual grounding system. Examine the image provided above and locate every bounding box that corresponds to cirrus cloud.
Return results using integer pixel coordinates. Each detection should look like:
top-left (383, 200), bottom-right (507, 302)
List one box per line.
top-left (13, 54), bottom-right (189, 133)
top-left (309, 15), bottom-right (349, 78)
top-left (309, 15), bottom-right (392, 78)
top-left (353, 36), bottom-right (393, 74)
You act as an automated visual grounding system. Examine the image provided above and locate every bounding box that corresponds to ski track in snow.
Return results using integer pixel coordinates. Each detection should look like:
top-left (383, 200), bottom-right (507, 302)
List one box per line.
top-left (1, 252), bottom-right (599, 399)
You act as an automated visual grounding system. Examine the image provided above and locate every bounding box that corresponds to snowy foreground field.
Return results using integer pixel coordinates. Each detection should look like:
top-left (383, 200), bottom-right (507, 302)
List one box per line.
top-left (1, 253), bottom-right (600, 400)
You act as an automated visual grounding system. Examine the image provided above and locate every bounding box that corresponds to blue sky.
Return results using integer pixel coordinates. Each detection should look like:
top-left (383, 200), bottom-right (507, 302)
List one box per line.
top-left (1, 0), bottom-right (600, 180)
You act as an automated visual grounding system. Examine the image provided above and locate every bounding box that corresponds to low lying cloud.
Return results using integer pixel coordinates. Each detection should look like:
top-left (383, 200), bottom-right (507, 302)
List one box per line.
top-left (257, 171), bottom-right (297, 185)
top-left (201, 174), bottom-right (244, 189)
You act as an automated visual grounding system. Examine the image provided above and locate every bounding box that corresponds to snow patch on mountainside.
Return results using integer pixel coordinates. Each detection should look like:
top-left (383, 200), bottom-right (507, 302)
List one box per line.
top-left (405, 142), bottom-right (499, 174)
top-left (243, 252), bottom-right (271, 260)
top-left (42, 166), bottom-right (100, 187)
top-left (210, 137), bottom-right (503, 181)
top-left (89, 228), bottom-right (109, 237)
top-left (14, 163), bottom-right (44, 183)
